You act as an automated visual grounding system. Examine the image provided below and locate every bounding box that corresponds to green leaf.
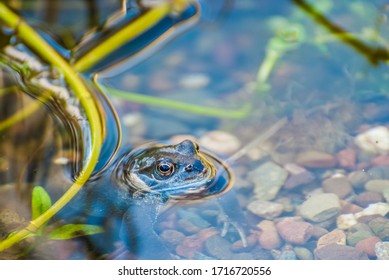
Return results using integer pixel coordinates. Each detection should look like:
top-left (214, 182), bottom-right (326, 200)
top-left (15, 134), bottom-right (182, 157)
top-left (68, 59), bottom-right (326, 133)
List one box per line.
top-left (31, 186), bottom-right (52, 220)
top-left (47, 224), bottom-right (104, 240)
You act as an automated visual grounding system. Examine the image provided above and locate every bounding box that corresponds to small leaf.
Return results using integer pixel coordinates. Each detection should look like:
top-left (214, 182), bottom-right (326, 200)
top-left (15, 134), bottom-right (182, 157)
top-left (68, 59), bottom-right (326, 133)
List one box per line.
top-left (31, 186), bottom-right (52, 220)
top-left (47, 224), bottom-right (104, 240)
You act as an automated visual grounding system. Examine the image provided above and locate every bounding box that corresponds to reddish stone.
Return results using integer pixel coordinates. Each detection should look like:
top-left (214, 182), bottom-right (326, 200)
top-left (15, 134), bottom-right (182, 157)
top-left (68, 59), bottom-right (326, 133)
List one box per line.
top-left (257, 220), bottom-right (281, 250)
top-left (354, 191), bottom-right (384, 208)
top-left (336, 148), bottom-right (356, 169)
top-left (175, 228), bottom-right (218, 258)
top-left (371, 155), bottom-right (389, 166)
top-left (355, 236), bottom-right (381, 257)
top-left (340, 200), bottom-right (363, 214)
top-left (296, 150), bottom-right (337, 168)
top-left (231, 231), bottom-right (258, 252)
top-left (276, 219), bottom-right (314, 245)
top-left (283, 163), bottom-right (315, 189)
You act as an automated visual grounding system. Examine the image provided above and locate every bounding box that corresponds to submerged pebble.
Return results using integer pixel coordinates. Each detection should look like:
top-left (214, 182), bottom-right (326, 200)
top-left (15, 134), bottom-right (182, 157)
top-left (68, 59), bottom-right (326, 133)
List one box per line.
top-left (248, 161), bottom-right (288, 201)
top-left (354, 191), bottom-right (383, 207)
top-left (204, 235), bottom-right (233, 260)
top-left (199, 130), bottom-right (241, 155)
top-left (355, 126), bottom-right (389, 154)
top-left (322, 177), bottom-right (353, 199)
top-left (295, 150), bottom-right (337, 168)
top-left (283, 163), bottom-right (315, 189)
top-left (293, 246), bottom-right (313, 260)
top-left (179, 73), bottom-right (210, 90)
top-left (316, 229), bottom-right (346, 249)
top-left (257, 220), bottom-right (281, 250)
top-left (247, 200), bottom-right (284, 219)
top-left (299, 193), bottom-right (341, 223)
top-left (368, 216), bottom-right (389, 240)
top-left (364, 179), bottom-right (389, 193)
top-left (354, 202), bottom-right (389, 219)
top-left (346, 223), bottom-right (375, 247)
top-left (355, 236), bottom-right (381, 257)
top-left (375, 242), bottom-right (389, 260)
top-left (314, 244), bottom-right (369, 260)
top-left (276, 219), bottom-right (314, 245)
top-left (336, 148), bottom-right (356, 169)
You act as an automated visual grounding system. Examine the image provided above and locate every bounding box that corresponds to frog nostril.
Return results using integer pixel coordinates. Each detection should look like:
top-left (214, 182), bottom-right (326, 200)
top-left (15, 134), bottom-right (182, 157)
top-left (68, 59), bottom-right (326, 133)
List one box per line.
top-left (184, 164), bottom-right (193, 172)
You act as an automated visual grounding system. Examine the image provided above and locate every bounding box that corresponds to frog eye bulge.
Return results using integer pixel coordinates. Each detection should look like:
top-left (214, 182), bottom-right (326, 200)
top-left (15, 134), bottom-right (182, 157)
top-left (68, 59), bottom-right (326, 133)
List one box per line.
top-left (157, 161), bottom-right (175, 176)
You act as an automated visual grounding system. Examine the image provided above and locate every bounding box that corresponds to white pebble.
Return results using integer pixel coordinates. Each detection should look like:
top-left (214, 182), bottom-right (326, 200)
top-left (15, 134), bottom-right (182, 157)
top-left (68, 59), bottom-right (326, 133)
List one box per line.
top-left (179, 73), bottom-right (210, 90)
top-left (354, 202), bottom-right (389, 219)
top-left (336, 213), bottom-right (358, 230)
top-left (199, 130), bottom-right (241, 155)
top-left (355, 126), bottom-right (389, 154)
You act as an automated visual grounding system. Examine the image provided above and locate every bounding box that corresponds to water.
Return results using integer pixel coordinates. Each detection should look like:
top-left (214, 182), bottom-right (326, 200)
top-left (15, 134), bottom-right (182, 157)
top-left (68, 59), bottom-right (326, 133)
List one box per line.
top-left (2, 0), bottom-right (389, 259)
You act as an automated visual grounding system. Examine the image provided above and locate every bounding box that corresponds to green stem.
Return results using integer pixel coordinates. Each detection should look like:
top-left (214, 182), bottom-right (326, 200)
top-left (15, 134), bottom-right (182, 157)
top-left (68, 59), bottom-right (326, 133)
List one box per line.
top-left (0, 3), bottom-right (103, 251)
top-left (106, 86), bottom-right (252, 119)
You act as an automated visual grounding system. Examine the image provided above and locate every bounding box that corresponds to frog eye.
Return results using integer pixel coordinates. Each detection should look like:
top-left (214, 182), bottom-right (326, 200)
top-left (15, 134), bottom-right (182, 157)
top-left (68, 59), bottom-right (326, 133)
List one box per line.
top-left (157, 161), bottom-right (175, 176)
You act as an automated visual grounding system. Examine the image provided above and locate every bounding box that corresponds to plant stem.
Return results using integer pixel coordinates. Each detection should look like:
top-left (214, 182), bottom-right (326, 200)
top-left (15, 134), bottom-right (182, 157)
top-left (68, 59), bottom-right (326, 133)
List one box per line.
top-left (74, 3), bottom-right (172, 72)
top-left (106, 86), bottom-right (252, 119)
top-left (0, 3), bottom-right (103, 251)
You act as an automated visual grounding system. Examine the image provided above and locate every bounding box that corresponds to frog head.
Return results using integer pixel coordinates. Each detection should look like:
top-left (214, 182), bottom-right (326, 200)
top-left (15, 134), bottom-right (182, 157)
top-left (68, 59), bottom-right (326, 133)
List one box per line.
top-left (114, 140), bottom-right (232, 202)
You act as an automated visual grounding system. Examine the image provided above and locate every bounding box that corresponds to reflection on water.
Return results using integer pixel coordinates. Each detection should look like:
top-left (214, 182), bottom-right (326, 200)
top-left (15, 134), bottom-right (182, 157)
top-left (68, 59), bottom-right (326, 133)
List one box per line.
top-left (2, 0), bottom-right (389, 259)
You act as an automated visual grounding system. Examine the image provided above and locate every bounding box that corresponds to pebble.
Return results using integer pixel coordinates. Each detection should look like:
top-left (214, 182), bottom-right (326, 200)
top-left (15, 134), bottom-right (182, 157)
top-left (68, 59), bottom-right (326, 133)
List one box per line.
top-left (336, 214), bottom-right (358, 230)
top-left (348, 170), bottom-right (371, 188)
top-left (354, 202), bottom-right (389, 219)
top-left (247, 200), bottom-right (284, 219)
top-left (299, 193), bottom-right (341, 223)
top-left (294, 246), bottom-right (314, 260)
top-left (375, 242), bottom-right (389, 260)
top-left (283, 163), bottom-right (315, 189)
top-left (371, 155), bottom-right (389, 166)
top-left (279, 249), bottom-right (297, 260)
top-left (177, 209), bottom-right (211, 228)
top-left (175, 228), bottom-right (218, 259)
top-left (354, 191), bottom-right (383, 208)
top-left (355, 126), bottom-right (389, 154)
top-left (311, 226), bottom-right (329, 239)
top-left (340, 200), bottom-right (363, 214)
top-left (179, 73), bottom-right (210, 90)
top-left (322, 177), bottom-right (353, 199)
top-left (336, 148), bottom-right (356, 169)
top-left (199, 130), bottom-right (241, 155)
top-left (248, 161), bottom-right (288, 201)
top-left (160, 230), bottom-right (186, 247)
top-left (204, 235), bottom-right (233, 260)
top-left (355, 236), bottom-right (381, 257)
top-left (276, 220), bottom-right (314, 245)
top-left (314, 244), bottom-right (369, 260)
top-left (364, 179), bottom-right (389, 193)
top-left (257, 220), bottom-right (282, 250)
top-left (295, 150), bottom-right (337, 168)
top-left (231, 232), bottom-right (258, 252)
top-left (316, 229), bottom-right (346, 249)
top-left (368, 216), bottom-right (389, 240)
top-left (346, 223), bottom-right (375, 247)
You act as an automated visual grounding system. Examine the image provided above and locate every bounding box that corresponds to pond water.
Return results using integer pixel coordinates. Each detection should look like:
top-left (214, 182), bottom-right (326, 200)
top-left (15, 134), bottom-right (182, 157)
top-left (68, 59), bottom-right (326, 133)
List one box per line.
top-left (1, 0), bottom-right (389, 260)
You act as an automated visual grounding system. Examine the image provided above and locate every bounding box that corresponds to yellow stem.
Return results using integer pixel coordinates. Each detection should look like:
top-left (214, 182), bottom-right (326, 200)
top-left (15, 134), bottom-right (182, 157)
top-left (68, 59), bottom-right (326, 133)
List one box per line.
top-left (0, 3), bottom-right (103, 251)
top-left (74, 3), bottom-right (172, 72)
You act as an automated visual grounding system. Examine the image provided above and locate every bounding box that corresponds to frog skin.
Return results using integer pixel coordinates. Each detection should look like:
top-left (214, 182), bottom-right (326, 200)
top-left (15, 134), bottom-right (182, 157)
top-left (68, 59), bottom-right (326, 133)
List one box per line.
top-left (62, 139), bottom-right (233, 259)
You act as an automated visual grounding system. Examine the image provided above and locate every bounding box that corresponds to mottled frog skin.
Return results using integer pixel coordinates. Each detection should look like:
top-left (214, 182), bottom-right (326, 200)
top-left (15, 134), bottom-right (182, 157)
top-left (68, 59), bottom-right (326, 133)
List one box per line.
top-left (63, 139), bottom-right (232, 259)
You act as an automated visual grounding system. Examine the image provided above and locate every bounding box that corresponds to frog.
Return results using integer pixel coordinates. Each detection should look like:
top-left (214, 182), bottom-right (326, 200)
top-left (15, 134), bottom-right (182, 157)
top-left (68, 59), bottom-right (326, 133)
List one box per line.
top-left (0, 1), bottom-right (243, 258)
top-left (61, 139), bottom-right (234, 259)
